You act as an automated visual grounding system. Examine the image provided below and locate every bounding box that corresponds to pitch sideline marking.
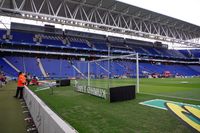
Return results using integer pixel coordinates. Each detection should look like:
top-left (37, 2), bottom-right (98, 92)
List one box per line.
top-left (140, 92), bottom-right (200, 102)
top-left (35, 87), bottom-right (51, 92)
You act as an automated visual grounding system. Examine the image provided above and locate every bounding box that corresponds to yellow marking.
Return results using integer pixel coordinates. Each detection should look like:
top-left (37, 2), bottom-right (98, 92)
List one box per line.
top-left (184, 105), bottom-right (200, 120)
top-left (166, 103), bottom-right (200, 132)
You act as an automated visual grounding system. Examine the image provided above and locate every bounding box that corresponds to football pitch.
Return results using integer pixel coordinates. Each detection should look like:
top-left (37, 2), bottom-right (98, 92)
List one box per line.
top-left (31, 78), bottom-right (200, 133)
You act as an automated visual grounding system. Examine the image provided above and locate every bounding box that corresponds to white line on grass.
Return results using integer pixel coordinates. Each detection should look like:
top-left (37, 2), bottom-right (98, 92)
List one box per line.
top-left (35, 87), bottom-right (51, 92)
top-left (140, 92), bottom-right (200, 102)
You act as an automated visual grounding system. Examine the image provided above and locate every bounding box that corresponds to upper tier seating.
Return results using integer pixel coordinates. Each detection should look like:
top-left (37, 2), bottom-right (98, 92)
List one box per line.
top-left (0, 29), bottom-right (6, 40)
top-left (1, 29), bottom-right (200, 59)
top-left (130, 46), bottom-right (146, 54)
top-left (69, 37), bottom-right (91, 49)
top-left (110, 43), bottom-right (132, 52)
top-left (144, 47), bottom-right (160, 55)
top-left (93, 42), bottom-right (108, 50)
top-left (40, 34), bottom-right (64, 46)
top-left (190, 50), bottom-right (200, 58)
top-left (178, 50), bottom-right (192, 58)
top-left (41, 39), bottom-right (64, 46)
top-left (11, 31), bottom-right (35, 43)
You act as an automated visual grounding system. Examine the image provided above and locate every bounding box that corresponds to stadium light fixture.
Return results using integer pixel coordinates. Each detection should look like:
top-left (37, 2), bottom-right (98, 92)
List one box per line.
top-left (166, 38), bottom-right (171, 42)
top-left (8, 10), bottom-right (200, 48)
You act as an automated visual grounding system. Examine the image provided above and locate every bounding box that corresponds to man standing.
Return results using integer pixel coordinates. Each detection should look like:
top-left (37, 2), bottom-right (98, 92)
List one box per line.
top-left (14, 72), bottom-right (26, 99)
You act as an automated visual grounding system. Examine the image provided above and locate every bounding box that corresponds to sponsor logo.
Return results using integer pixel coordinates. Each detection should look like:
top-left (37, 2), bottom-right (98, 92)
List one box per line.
top-left (140, 99), bottom-right (200, 132)
top-left (166, 103), bottom-right (200, 132)
top-left (74, 82), bottom-right (107, 99)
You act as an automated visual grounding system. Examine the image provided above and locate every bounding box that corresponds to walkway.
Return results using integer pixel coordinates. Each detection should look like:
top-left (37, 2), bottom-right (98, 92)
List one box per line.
top-left (0, 81), bottom-right (27, 133)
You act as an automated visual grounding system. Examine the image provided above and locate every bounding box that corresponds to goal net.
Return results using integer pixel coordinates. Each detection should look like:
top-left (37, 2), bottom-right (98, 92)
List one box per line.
top-left (74, 53), bottom-right (139, 99)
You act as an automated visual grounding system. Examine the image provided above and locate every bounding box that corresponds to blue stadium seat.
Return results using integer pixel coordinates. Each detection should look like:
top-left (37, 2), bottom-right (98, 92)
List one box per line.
top-left (11, 31), bottom-right (35, 43)
top-left (41, 39), bottom-right (64, 46)
top-left (5, 56), bottom-right (24, 72)
top-left (23, 57), bottom-right (43, 77)
top-left (93, 42), bottom-right (108, 50)
top-left (0, 58), bottom-right (18, 76)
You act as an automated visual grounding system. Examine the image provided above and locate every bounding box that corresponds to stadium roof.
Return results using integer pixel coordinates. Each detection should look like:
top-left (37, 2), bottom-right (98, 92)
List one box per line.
top-left (0, 0), bottom-right (200, 47)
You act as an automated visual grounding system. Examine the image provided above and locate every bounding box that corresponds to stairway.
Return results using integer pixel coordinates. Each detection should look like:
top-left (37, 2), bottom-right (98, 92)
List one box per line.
top-left (95, 62), bottom-right (110, 73)
top-left (2, 58), bottom-right (20, 73)
top-left (70, 61), bottom-right (87, 79)
top-left (36, 58), bottom-right (48, 77)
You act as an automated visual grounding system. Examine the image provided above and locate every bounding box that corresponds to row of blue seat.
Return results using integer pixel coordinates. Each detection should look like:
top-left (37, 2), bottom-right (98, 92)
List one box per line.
top-left (1, 57), bottom-right (200, 78)
top-left (1, 30), bottom-right (200, 58)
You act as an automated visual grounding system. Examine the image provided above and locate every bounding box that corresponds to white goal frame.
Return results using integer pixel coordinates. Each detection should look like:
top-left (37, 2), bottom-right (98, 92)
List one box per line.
top-left (88, 53), bottom-right (140, 93)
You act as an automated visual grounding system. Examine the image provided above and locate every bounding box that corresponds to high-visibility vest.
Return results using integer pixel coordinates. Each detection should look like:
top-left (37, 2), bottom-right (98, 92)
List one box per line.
top-left (17, 74), bottom-right (26, 87)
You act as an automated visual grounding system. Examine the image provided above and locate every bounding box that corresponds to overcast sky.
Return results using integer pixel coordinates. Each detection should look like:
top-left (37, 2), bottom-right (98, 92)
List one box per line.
top-left (118, 0), bottom-right (200, 26)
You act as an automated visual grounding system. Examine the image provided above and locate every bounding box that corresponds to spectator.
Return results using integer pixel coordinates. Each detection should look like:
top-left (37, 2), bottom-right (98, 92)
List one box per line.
top-left (0, 72), bottom-right (6, 87)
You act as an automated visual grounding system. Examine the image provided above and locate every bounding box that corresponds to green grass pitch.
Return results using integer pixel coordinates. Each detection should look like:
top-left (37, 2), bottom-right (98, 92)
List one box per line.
top-left (30, 78), bottom-right (200, 133)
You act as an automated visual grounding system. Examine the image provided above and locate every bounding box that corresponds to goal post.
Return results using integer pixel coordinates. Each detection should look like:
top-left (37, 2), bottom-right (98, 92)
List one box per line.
top-left (74, 53), bottom-right (140, 100)
top-left (136, 53), bottom-right (139, 93)
top-left (88, 53), bottom-right (139, 92)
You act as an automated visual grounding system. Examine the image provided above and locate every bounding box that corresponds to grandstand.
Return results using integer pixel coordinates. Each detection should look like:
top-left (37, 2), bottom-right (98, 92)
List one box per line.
top-left (0, 0), bottom-right (200, 133)
top-left (1, 26), bottom-right (200, 78)
top-left (1, 31), bottom-right (200, 78)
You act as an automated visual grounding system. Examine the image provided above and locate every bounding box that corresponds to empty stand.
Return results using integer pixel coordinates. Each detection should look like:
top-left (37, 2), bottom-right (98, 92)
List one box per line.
top-left (0, 29), bottom-right (200, 79)
top-left (0, 58), bottom-right (18, 76)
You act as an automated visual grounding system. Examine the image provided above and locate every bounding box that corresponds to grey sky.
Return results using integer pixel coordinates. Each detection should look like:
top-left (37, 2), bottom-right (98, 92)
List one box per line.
top-left (118, 0), bottom-right (200, 26)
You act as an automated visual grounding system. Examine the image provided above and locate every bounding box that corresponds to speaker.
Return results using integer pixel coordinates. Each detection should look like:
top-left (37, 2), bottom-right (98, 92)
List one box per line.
top-left (56, 79), bottom-right (70, 86)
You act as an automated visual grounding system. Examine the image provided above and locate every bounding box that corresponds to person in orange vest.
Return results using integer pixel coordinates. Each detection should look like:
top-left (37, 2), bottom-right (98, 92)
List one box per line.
top-left (14, 72), bottom-right (26, 99)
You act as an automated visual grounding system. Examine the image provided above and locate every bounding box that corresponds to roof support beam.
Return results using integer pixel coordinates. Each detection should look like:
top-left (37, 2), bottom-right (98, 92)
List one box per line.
top-left (55, 2), bottom-right (63, 16)
top-left (48, 0), bottom-right (55, 15)
top-left (65, 2), bottom-right (73, 18)
top-left (38, 0), bottom-right (46, 13)
top-left (19, 0), bottom-right (26, 10)
top-left (12, 0), bottom-right (18, 10)
top-left (81, 6), bottom-right (89, 21)
top-left (30, 0), bottom-right (37, 13)
top-left (0, 0), bottom-right (199, 47)
top-left (0, 0), bottom-right (5, 8)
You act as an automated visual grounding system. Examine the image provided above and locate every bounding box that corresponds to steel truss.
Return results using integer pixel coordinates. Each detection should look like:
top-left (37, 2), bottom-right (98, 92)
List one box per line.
top-left (0, 0), bottom-right (200, 47)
